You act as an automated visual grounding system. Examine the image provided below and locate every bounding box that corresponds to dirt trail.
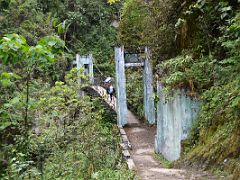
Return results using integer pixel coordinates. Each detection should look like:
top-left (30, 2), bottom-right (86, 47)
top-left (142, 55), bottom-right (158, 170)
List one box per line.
top-left (125, 110), bottom-right (216, 180)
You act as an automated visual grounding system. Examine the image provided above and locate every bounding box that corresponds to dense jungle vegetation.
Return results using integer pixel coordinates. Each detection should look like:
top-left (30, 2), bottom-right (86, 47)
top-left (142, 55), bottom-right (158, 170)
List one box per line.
top-left (119, 0), bottom-right (240, 179)
top-left (0, 0), bottom-right (134, 179)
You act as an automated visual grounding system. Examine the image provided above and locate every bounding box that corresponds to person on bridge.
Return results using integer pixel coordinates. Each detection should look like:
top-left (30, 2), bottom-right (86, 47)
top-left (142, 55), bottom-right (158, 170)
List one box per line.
top-left (105, 77), bottom-right (115, 102)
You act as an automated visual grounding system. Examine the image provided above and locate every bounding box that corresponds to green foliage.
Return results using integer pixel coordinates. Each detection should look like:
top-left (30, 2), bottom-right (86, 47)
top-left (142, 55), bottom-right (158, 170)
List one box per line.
top-left (119, 0), bottom-right (180, 60)
top-left (92, 168), bottom-right (134, 179)
top-left (107, 0), bottom-right (120, 5)
top-left (126, 68), bottom-right (144, 120)
top-left (0, 68), bottom-right (133, 179)
top-left (0, 0), bottom-right (54, 44)
top-left (0, 0), bottom-right (120, 76)
top-left (0, 34), bottom-right (68, 178)
top-left (153, 2), bottom-right (240, 178)
top-left (0, 34), bottom-right (64, 134)
top-left (119, 0), bottom-right (149, 50)
top-left (0, 1), bottom-right (131, 179)
top-left (157, 54), bottom-right (216, 94)
top-left (154, 153), bottom-right (173, 169)
top-left (0, 72), bottom-right (21, 87)
top-left (0, 34), bottom-right (28, 64)
top-left (46, 0), bottom-right (119, 74)
top-left (0, 33), bottom-right (64, 66)
top-left (120, 0), bottom-right (239, 177)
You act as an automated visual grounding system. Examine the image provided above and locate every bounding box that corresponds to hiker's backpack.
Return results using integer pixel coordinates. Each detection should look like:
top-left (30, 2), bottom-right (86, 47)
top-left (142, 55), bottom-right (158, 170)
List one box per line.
top-left (107, 85), bottom-right (115, 94)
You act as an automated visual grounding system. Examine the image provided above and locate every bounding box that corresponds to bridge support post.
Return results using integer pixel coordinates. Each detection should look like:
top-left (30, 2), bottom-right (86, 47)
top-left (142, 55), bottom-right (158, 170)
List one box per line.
top-left (143, 47), bottom-right (155, 124)
top-left (155, 80), bottom-right (164, 154)
top-left (115, 46), bottom-right (128, 126)
top-left (76, 54), bottom-right (85, 96)
top-left (88, 54), bottom-right (94, 85)
top-left (76, 54), bottom-right (94, 85)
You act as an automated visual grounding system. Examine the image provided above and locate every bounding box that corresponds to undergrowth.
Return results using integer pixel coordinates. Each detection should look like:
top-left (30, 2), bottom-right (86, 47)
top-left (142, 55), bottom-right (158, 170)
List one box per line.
top-left (154, 153), bottom-right (174, 169)
top-left (0, 68), bottom-right (134, 179)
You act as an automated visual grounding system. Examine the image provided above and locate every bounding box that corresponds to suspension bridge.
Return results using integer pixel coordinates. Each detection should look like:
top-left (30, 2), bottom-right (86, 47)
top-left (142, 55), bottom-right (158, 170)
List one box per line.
top-left (75, 47), bottom-right (215, 180)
